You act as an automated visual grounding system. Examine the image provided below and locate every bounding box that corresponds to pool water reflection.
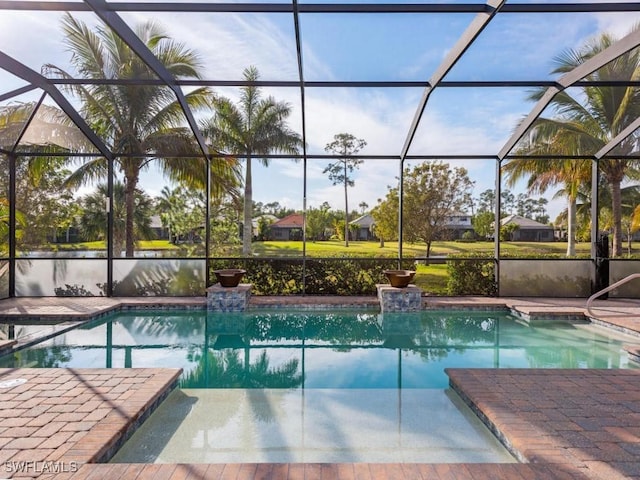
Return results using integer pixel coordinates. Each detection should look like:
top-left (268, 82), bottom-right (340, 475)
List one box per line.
top-left (0, 309), bottom-right (636, 389)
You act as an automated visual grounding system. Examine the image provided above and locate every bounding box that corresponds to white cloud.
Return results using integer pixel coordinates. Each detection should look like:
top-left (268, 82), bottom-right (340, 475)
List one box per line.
top-left (593, 12), bottom-right (640, 39)
top-left (0, 11), bottom-right (67, 89)
top-left (304, 88), bottom-right (420, 155)
top-left (121, 12), bottom-right (299, 81)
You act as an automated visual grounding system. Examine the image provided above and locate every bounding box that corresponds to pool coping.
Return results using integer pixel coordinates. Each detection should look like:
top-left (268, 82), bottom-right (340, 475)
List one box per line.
top-left (2, 295), bottom-right (640, 348)
top-left (0, 294), bottom-right (631, 320)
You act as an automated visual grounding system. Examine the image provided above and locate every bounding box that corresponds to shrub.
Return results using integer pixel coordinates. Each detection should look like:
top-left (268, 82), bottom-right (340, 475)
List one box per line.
top-left (461, 231), bottom-right (476, 241)
top-left (209, 257), bottom-right (414, 295)
top-left (446, 255), bottom-right (496, 296)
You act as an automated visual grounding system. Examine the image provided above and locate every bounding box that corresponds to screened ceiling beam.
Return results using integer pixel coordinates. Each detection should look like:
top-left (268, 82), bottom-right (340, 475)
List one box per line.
top-left (0, 1), bottom-right (90, 11)
top-left (0, 52), bottom-right (113, 160)
top-left (292, 0), bottom-right (308, 163)
top-left (595, 116), bottom-right (640, 159)
top-left (2, 2), bottom-right (639, 14)
top-left (48, 78), bottom-right (433, 88)
top-left (10, 92), bottom-right (47, 154)
top-left (15, 150), bottom-right (638, 160)
top-left (400, 0), bottom-right (504, 161)
top-left (42, 78), bottom-right (640, 88)
top-left (0, 84), bottom-right (38, 103)
top-left (497, 87), bottom-right (560, 160)
top-left (498, 26), bottom-right (640, 160)
top-left (85, 0), bottom-right (210, 159)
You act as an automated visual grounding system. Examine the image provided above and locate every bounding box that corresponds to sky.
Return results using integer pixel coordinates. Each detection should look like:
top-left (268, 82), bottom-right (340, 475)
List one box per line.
top-left (1, 2), bottom-right (640, 222)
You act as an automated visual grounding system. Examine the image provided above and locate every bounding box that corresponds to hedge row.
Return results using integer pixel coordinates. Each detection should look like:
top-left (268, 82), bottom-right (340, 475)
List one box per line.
top-left (209, 258), bottom-right (415, 295)
top-left (211, 257), bottom-right (497, 296)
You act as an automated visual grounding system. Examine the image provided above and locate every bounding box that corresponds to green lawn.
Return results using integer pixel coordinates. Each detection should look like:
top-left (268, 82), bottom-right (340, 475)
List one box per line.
top-left (42, 238), bottom-right (632, 258)
top-left (414, 263), bottom-right (449, 295)
top-left (253, 240), bottom-right (421, 257)
top-left (253, 240), bottom-right (595, 257)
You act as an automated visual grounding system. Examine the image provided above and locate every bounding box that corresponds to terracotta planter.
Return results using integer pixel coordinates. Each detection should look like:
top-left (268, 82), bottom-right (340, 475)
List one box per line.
top-left (213, 269), bottom-right (246, 288)
top-left (383, 269), bottom-right (416, 288)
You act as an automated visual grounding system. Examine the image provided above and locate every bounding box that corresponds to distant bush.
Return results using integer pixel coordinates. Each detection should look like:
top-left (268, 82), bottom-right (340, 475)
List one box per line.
top-left (499, 252), bottom-right (591, 259)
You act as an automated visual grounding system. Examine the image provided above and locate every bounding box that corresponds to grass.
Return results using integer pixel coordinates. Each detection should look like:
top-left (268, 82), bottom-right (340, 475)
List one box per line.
top-left (40, 238), bottom-right (636, 258)
top-left (253, 240), bottom-right (421, 257)
top-left (253, 240), bottom-right (595, 257)
top-left (414, 263), bottom-right (449, 295)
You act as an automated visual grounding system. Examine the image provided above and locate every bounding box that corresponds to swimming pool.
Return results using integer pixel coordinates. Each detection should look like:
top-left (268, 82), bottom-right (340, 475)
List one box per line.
top-left (2, 309), bottom-right (637, 463)
top-left (1, 309), bottom-right (635, 388)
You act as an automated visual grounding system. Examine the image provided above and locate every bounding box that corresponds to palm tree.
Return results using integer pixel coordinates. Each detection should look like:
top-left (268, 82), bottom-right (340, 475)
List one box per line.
top-left (0, 199), bottom-right (27, 257)
top-left (200, 66), bottom-right (302, 256)
top-left (515, 25), bottom-right (640, 257)
top-left (503, 157), bottom-right (591, 256)
top-left (181, 349), bottom-right (302, 389)
top-left (79, 182), bottom-right (154, 255)
top-left (43, 13), bottom-right (239, 257)
top-left (0, 101), bottom-right (88, 154)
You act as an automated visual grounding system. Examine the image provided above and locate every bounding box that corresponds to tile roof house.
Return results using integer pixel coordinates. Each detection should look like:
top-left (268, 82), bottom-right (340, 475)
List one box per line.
top-left (269, 213), bottom-right (304, 241)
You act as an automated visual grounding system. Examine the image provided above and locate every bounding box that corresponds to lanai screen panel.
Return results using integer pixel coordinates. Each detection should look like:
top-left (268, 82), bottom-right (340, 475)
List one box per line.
top-left (0, 10), bottom-right (104, 76)
top-left (119, 11), bottom-right (300, 82)
top-left (299, 12), bottom-right (475, 82)
top-left (304, 87), bottom-right (423, 156)
top-left (408, 87), bottom-right (533, 157)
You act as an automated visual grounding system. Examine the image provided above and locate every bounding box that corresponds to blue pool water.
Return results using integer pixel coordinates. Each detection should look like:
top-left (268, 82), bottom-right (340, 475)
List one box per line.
top-left (1, 309), bottom-right (636, 389)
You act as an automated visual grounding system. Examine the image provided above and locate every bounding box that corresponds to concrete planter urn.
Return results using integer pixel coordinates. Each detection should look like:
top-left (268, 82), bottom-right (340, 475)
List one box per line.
top-left (383, 269), bottom-right (416, 288)
top-left (213, 269), bottom-right (247, 288)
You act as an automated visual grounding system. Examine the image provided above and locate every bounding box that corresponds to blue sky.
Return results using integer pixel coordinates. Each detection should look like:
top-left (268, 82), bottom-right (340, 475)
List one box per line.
top-left (1, 4), bottom-right (640, 221)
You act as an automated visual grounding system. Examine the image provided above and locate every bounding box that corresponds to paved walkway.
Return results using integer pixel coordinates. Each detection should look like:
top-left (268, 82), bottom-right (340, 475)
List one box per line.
top-left (0, 296), bottom-right (639, 479)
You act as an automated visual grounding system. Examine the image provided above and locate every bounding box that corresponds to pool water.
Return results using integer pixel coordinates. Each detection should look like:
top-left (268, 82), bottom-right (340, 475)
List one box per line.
top-left (1, 309), bottom-right (635, 388)
top-left (3, 309), bottom-right (637, 464)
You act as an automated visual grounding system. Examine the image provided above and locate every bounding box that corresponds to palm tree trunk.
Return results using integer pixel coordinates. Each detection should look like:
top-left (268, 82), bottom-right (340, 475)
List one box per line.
top-left (344, 160), bottom-right (349, 247)
top-left (566, 196), bottom-right (576, 257)
top-left (611, 179), bottom-right (623, 257)
top-left (124, 173), bottom-right (137, 257)
top-left (243, 154), bottom-right (253, 256)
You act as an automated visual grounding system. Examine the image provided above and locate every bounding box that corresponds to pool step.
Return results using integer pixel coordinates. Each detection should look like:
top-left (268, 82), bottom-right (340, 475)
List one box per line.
top-left (0, 339), bottom-right (16, 355)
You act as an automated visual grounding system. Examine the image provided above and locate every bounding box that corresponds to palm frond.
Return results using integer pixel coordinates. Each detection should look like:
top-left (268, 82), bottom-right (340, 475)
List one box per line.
top-left (63, 157), bottom-right (108, 189)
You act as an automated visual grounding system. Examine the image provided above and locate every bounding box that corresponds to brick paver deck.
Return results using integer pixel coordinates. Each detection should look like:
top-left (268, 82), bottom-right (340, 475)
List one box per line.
top-left (0, 368), bottom-right (180, 479)
top-left (1, 296), bottom-right (640, 479)
top-left (57, 462), bottom-right (582, 479)
top-left (448, 369), bottom-right (640, 480)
